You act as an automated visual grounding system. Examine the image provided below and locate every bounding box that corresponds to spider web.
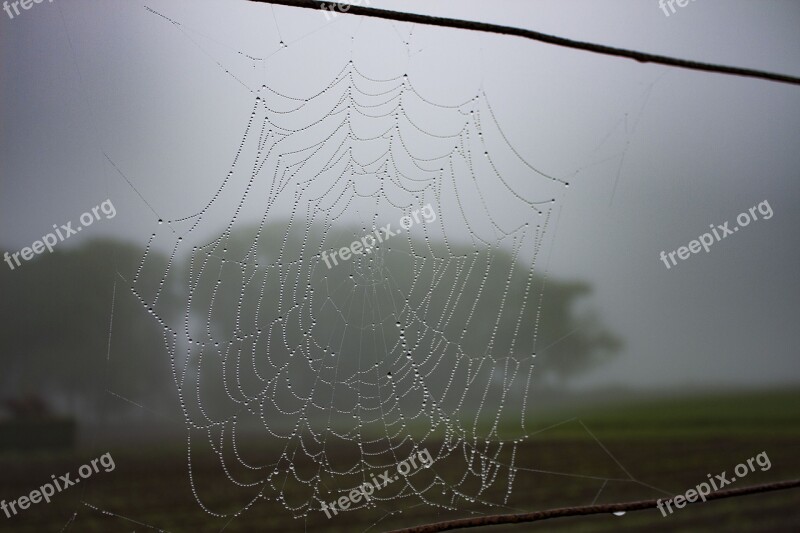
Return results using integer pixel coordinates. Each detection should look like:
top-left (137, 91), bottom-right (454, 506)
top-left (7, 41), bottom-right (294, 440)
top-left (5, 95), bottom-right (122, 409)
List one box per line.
top-left (131, 53), bottom-right (570, 522)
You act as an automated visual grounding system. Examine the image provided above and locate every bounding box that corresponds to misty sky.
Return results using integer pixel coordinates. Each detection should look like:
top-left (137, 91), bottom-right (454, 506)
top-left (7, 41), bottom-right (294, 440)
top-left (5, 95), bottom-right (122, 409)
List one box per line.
top-left (1, 0), bottom-right (799, 389)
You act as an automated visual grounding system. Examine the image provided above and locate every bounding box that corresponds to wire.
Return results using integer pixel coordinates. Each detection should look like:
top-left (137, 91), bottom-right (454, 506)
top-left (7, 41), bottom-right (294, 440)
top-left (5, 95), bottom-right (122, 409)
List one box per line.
top-left (247, 0), bottom-right (800, 86)
top-left (386, 478), bottom-right (800, 532)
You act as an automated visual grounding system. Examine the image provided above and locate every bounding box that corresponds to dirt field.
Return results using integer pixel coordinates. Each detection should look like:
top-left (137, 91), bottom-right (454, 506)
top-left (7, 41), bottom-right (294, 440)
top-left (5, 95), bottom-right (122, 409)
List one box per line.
top-left (1, 389), bottom-right (798, 532)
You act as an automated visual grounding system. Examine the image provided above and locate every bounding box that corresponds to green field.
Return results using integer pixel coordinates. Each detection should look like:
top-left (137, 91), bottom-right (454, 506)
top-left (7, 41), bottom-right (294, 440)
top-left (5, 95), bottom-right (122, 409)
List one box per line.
top-left (1, 388), bottom-right (798, 532)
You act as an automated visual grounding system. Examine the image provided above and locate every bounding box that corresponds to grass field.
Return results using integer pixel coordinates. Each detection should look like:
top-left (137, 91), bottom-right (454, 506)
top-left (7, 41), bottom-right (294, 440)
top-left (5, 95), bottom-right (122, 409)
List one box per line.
top-left (1, 388), bottom-right (798, 532)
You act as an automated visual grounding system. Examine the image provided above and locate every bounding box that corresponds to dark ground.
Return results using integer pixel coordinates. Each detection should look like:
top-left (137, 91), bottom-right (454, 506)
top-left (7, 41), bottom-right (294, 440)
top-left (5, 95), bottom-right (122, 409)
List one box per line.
top-left (0, 389), bottom-right (798, 532)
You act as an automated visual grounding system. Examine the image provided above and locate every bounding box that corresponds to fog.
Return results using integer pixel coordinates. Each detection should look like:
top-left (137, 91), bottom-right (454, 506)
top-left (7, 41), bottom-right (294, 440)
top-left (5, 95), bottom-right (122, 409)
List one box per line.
top-left (2, 0), bottom-right (798, 404)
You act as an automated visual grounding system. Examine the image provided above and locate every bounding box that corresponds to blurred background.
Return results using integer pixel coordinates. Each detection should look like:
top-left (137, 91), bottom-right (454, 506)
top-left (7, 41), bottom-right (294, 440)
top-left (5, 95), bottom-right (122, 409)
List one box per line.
top-left (1, 0), bottom-right (798, 531)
